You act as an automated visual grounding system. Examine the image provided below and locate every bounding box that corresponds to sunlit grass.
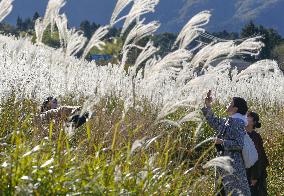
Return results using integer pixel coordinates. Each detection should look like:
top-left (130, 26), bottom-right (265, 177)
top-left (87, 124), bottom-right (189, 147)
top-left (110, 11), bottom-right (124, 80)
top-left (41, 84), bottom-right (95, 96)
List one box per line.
top-left (0, 96), bottom-right (283, 195)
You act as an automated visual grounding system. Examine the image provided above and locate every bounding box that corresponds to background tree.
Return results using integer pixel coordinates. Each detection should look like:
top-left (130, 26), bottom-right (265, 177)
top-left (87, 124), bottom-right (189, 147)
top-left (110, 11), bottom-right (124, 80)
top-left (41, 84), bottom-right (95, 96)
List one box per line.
top-left (212, 30), bottom-right (239, 40)
top-left (32, 12), bottom-right (40, 22)
top-left (80, 20), bottom-right (92, 39)
top-left (16, 16), bottom-right (23, 31)
top-left (272, 42), bottom-right (284, 70)
top-left (152, 33), bottom-right (177, 57)
top-left (0, 22), bottom-right (18, 36)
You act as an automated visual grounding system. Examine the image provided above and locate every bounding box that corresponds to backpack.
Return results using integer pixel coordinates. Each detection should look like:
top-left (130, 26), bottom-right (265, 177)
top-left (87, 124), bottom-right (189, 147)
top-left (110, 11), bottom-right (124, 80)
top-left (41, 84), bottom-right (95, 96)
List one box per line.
top-left (242, 133), bottom-right (258, 168)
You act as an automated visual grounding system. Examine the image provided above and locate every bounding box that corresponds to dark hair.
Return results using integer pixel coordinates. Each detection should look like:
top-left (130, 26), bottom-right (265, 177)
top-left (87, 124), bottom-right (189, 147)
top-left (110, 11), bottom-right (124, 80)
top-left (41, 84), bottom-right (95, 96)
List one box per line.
top-left (247, 111), bottom-right (261, 129)
top-left (41, 96), bottom-right (55, 113)
top-left (233, 97), bottom-right (248, 115)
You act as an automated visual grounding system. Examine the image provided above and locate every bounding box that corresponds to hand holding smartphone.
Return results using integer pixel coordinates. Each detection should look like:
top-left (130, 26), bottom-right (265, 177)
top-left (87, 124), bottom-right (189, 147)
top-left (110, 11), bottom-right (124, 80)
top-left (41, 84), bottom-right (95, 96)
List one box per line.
top-left (205, 90), bottom-right (213, 107)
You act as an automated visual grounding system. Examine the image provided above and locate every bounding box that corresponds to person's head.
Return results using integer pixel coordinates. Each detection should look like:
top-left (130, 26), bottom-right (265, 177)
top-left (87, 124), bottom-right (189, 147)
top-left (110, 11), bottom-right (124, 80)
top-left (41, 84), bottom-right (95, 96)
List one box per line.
top-left (226, 97), bottom-right (248, 116)
top-left (247, 111), bottom-right (261, 129)
top-left (41, 96), bottom-right (58, 113)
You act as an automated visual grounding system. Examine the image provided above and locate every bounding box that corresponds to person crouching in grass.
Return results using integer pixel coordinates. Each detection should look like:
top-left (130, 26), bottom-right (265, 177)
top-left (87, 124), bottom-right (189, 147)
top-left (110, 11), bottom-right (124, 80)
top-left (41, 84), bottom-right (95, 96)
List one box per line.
top-left (34, 96), bottom-right (89, 138)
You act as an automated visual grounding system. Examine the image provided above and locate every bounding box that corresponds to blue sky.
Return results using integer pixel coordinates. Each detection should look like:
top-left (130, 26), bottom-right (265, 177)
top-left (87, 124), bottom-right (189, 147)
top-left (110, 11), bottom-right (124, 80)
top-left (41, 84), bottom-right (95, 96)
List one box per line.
top-left (4, 0), bottom-right (117, 27)
top-left (3, 0), bottom-right (284, 35)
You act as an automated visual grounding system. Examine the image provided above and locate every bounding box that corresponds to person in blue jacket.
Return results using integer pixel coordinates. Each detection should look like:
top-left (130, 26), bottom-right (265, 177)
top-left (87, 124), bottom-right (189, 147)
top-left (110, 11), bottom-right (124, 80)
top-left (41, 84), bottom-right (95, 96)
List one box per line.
top-left (202, 90), bottom-right (251, 196)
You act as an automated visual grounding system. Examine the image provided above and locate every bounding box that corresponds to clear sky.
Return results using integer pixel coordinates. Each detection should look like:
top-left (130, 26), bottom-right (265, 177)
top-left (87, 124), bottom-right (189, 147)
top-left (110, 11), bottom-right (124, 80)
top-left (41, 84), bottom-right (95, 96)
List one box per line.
top-left (2, 0), bottom-right (284, 35)
top-left (4, 0), bottom-right (118, 27)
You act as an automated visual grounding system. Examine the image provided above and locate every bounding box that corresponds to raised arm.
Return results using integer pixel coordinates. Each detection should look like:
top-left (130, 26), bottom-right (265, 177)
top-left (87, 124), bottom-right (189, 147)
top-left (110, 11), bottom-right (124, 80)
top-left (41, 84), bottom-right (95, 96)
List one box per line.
top-left (202, 108), bottom-right (244, 151)
top-left (201, 106), bottom-right (226, 133)
top-left (202, 90), bottom-right (227, 133)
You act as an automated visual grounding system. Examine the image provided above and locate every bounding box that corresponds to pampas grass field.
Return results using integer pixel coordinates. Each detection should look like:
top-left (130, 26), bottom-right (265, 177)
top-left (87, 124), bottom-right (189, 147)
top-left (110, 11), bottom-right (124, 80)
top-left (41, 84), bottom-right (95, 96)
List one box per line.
top-left (0, 0), bottom-right (283, 195)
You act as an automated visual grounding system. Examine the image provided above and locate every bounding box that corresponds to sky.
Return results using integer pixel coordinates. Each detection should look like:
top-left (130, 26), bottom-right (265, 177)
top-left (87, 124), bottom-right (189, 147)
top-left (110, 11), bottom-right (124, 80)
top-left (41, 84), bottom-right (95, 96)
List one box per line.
top-left (2, 0), bottom-right (284, 35)
top-left (4, 0), bottom-right (118, 27)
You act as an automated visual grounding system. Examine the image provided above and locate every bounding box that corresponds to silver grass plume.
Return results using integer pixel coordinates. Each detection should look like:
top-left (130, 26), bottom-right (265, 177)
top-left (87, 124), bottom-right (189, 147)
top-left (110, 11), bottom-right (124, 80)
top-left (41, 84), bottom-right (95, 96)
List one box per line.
top-left (144, 49), bottom-right (192, 79)
top-left (123, 20), bottom-right (160, 50)
top-left (191, 41), bottom-right (234, 69)
top-left (203, 156), bottom-right (235, 174)
top-left (82, 25), bottom-right (109, 59)
top-left (121, 20), bottom-right (160, 68)
top-left (191, 37), bottom-right (264, 69)
top-left (56, 14), bottom-right (87, 56)
top-left (193, 122), bottom-right (204, 142)
top-left (55, 14), bottom-right (68, 47)
top-left (65, 29), bottom-right (87, 57)
top-left (236, 59), bottom-right (283, 80)
top-left (35, 0), bottom-right (66, 43)
top-left (156, 100), bottom-right (194, 122)
top-left (110, 0), bottom-right (134, 26)
top-left (129, 41), bottom-right (159, 77)
top-left (180, 74), bottom-right (219, 94)
top-left (130, 137), bottom-right (146, 155)
top-left (44, 0), bottom-right (66, 33)
top-left (229, 36), bottom-right (264, 57)
top-left (0, 0), bottom-right (13, 22)
top-left (193, 137), bottom-right (215, 150)
top-left (35, 18), bottom-right (48, 43)
top-left (177, 111), bottom-right (201, 124)
top-left (158, 119), bottom-right (182, 128)
top-left (121, 0), bottom-right (159, 34)
top-left (174, 10), bottom-right (211, 49)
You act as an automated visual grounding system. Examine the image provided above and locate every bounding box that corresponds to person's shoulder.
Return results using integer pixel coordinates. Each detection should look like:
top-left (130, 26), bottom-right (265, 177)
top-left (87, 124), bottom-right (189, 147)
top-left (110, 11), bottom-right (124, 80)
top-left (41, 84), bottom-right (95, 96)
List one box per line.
top-left (252, 130), bottom-right (262, 139)
top-left (228, 117), bottom-right (245, 126)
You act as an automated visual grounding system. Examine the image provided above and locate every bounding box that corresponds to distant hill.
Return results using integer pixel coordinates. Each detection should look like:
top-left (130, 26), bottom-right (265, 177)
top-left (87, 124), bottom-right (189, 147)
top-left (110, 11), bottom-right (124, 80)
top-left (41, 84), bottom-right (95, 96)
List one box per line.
top-left (158, 0), bottom-right (284, 35)
top-left (3, 0), bottom-right (284, 35)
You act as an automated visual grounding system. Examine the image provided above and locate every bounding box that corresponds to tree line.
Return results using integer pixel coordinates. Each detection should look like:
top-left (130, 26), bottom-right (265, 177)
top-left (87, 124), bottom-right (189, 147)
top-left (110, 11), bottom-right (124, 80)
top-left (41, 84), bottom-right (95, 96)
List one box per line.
top-left (0, 12), bottom-right (283, 69)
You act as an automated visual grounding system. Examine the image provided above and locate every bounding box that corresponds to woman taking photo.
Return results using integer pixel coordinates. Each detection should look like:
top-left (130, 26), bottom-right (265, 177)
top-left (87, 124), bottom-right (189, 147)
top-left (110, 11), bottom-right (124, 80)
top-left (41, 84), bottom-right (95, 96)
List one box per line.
top-left (202, 91), bottom-right (251, 196)
top-left (246, 111), bottom-right (269, 196)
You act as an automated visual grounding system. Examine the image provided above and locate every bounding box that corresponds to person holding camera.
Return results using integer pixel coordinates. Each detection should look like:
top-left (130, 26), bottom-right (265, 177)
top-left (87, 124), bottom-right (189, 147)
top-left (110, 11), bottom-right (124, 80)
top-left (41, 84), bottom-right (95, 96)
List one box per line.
top-left (202, 91), bottom-right (251, 196)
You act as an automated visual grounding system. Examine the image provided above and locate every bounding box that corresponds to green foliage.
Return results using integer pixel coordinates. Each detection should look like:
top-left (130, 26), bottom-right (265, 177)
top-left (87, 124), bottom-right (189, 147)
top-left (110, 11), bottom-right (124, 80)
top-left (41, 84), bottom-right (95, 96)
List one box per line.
top-left (16, 16), bottom-right (35, 32)
top-left (42, 30), bottom-right (61, 48)
top-left (0, 96), bottom-right (282, 195)
top-left (0, 96), bottom-right (214, 195)
top-left (212, 30), bottom-right (239, 40)
top-left (89, 38), bottom-right (123, 64)
top-left (79, 20), bottom-right (99, 39)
